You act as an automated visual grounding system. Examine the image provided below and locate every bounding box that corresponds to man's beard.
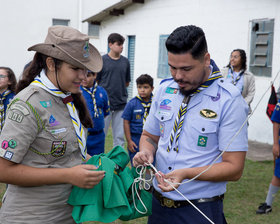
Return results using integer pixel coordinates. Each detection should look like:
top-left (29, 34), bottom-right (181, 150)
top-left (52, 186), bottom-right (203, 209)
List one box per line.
top-left (176, 69), bottom-right (207, 97)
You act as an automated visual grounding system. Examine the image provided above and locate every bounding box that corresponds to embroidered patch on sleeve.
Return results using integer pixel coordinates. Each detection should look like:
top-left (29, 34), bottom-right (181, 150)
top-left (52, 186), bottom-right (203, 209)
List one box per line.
top-left (8, 139), bottom-right (17, 149)
top-left (10, 104), bottom-right (30, 116)
top-left (197, 136), bottom-right (208, 147)
top-left (8, 111), bottom-right (24, 123)
top-left (1, 140), bottom-right (9, 149)
top-left (4, 151), bottom-right (14, 160)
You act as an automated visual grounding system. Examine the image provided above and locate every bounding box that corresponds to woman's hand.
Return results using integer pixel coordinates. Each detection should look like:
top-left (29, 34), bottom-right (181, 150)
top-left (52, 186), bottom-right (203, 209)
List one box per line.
top-left (68, 164), bottom-right (105, 189)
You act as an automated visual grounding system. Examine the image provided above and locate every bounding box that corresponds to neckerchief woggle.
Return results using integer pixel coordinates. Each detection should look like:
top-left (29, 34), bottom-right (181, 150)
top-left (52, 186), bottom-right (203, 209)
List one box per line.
top-left (229, 66), bottom-right (244, 86)
top-left (136, 94), bottom-right (153, 125)
top-left (82, 81), bottom-right (99, 118)
top-left (167, 70), bottom-right (222, 152)
top-left (0, 89), bottom-right (11, 131)
top-left (31, 70), bottom-right (87, 160)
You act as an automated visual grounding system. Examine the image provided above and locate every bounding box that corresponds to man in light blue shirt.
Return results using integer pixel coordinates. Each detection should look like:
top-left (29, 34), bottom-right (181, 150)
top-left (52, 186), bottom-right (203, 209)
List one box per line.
top-left (133, 25), bottom-right (248, 224)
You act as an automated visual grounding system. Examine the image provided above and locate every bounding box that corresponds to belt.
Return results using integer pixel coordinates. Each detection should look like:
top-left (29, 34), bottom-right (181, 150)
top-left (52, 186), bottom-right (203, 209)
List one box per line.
top-left (153, 190), bottom-right (224, 208)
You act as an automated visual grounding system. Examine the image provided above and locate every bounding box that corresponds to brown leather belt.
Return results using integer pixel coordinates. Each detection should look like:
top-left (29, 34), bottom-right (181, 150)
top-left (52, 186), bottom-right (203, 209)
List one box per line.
top-left (153, 190), bottom-right (224, 208)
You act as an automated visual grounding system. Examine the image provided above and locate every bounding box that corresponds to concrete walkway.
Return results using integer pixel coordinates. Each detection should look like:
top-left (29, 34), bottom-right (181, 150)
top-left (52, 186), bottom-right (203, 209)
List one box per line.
top-left (247, 140), bottom-right (273, 161)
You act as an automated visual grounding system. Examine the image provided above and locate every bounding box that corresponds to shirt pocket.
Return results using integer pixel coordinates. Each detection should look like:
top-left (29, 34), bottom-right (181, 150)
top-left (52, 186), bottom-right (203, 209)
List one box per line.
top-left (155, 110), bottom-right (174, 138)
top-left (191, 119), bottom-right (218, 149)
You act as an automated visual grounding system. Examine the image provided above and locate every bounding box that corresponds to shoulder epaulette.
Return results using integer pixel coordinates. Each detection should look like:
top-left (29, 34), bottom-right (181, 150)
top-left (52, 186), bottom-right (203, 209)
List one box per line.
top-left (160, 78), bottom-right (173, 85)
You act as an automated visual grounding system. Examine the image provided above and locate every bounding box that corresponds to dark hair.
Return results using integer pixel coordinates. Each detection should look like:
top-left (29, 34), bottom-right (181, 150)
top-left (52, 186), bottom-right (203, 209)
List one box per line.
top-left (136, 74), bottom-right (153, 87)
top-left (17, 52), bottom-right (92, 128)
top-left (108, 33), bottom-right (125, 45)
top-left (227, 49), bottom-right (247, 70)
top-left (165, 25), bottom-right (208, 59)
top-left (0, 66), bottom-right (17, 93)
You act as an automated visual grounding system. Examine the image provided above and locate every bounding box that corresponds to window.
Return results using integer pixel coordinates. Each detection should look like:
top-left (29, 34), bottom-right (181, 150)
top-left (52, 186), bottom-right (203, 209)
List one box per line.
top-left (249, 19), bottom-right (274, 77)
top-left (157, 35), bottom-right (171, 79)
top-left (127, 35), bottom-right (136, 100)
top-left (88, 23), bottom-right (100, 37)
top-left (52, 19), bottom-right (69, 26)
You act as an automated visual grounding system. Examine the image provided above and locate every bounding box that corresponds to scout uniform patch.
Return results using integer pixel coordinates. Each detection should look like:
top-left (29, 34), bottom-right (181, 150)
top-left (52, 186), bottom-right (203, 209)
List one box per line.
top-left (200, 109), bottom-right (217, 119)
top-left (8, 103), bottom-right (30, 123)
top-left (197, 136), bottom-right (208, 147)
top-left (1, 140), bottom-right (9, 149)
top-left (40, 100), bottom-right (52, 108)
top-left (51, 141), bottom-right (67, 157)
top-left (165, 87), bottom-right (178, 94)
top-left (160, 99), bottom-right (172, 110)
top-left (4, 150), bottom-right (14, 160)
top-left (8, 139), bottom-right (17, 149)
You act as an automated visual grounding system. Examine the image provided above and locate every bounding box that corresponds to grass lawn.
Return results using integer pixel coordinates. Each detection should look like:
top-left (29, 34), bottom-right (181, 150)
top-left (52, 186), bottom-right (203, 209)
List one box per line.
top-left (0, 128), bottom-right (279, 224)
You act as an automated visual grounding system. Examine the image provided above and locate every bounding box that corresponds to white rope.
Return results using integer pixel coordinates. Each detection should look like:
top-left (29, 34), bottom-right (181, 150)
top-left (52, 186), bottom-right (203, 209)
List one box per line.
top-left (131, 166), bottom-right (153, 215)
top-left (131, 70), bottom-right (280, 223)
top-left (147, 163), bottom-right (215, 224)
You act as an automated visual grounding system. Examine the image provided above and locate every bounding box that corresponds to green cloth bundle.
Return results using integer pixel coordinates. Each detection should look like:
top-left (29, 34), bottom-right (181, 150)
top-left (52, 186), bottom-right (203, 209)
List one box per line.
top-left (68, 146), bottom-right (152, 223)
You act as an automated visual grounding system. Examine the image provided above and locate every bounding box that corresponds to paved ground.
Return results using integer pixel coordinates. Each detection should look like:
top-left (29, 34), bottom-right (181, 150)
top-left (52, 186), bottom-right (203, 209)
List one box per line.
top-left (247, 140), bottom-right (273, 161)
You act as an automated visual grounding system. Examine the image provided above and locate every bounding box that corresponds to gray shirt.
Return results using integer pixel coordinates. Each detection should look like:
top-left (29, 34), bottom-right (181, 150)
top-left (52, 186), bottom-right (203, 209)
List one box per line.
top-left (97, 54), bottom-right (131, 111)
top-left (0, 85), bottom-right (82, 224)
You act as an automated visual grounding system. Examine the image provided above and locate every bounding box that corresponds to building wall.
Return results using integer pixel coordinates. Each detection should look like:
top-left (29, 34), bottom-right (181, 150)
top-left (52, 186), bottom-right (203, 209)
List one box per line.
top-left (89, 0), bottom-right (280, 144)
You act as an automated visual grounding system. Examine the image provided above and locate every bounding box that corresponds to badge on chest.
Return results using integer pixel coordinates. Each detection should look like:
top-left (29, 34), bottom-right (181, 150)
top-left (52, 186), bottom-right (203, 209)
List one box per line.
top-left (51, 141), bottom-right (67, 157)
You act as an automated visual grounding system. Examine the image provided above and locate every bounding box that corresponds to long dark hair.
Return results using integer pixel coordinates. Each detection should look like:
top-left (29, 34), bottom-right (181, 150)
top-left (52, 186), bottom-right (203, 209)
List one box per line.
top-left (227, 49), bottom-right (247, 71)
top-left (0, 66), bottom-right (17, 93)
top-left (17, 52), bottom-right (93, 128)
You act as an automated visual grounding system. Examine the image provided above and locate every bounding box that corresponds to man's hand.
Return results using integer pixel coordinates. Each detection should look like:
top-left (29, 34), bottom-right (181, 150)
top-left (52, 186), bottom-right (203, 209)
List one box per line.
top-left (133, 151), bottom-right (154, 167)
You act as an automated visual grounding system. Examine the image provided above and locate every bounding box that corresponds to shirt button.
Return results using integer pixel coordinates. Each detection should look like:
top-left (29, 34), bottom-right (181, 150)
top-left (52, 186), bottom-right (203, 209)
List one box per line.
top-left (161, 117), bottom-right (164, 120)
top-left (202, 128), bottom-right (205, 132)
top-left (168, 167), bottom-right (172, 170)
top-left (173, 148), bottom-right (176, 151)
top-left (220, 80), bottom-right (224, 83)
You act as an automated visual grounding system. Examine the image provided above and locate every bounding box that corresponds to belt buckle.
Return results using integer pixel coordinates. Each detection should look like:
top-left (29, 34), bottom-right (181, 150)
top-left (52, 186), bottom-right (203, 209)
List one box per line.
top-left (163, 197), bottom-right (176, 208)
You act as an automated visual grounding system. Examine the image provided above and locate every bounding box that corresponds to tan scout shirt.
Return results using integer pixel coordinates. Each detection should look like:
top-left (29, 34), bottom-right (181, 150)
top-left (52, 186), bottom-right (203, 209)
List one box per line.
top-left (0, 85), bottom-right (84, 224)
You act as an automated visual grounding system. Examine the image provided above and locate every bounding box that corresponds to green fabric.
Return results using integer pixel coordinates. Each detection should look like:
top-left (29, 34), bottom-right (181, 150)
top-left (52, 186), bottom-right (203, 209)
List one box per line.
top-left (68, 146), bottom-right (152, 223)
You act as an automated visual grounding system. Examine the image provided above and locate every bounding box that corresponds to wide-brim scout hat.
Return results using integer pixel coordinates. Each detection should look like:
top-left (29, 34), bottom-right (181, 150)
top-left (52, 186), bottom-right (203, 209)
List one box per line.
top-left (28, 25), bottom-right (103, 72)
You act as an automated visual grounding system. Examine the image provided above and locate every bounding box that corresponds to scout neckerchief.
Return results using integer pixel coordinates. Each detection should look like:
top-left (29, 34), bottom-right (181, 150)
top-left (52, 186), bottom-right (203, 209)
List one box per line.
top-left (82, 81), bottom-right (99, 118)
top-left (31, 70), bottom-right (87, 160)
top-left (136, 94), bottom-right (153, 125)
top-left (229, 66), bottom-right (244, 86)
top-left (167, 72), bottom-right (222, 152)
top-left (0, 89), bottom-right (11, 131)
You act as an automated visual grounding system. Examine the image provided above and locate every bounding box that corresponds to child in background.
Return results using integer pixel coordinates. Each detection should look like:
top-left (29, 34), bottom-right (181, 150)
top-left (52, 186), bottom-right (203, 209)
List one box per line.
top-left (0, 67), bottom-right (17, 133)
top-left (256, 101), bottom-right (280, 214)
top-left (122, 74), bottom-right (153, 164)
top-left (81, 71), bottom-right (110, 156)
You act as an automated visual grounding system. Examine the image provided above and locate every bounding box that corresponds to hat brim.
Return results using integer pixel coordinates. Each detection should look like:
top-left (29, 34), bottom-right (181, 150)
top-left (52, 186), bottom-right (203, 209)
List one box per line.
top-left (28, 43), bottom-right (103, 73)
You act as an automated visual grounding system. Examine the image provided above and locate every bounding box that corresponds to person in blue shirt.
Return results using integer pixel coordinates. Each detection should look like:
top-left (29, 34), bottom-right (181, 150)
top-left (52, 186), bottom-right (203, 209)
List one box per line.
top-left (256, 101), bottom-right (280, 214)
top-left (81, 71), bottom-right (110, 156)
top-left (133, 25), bottom-right (248, 224)
top-left (0, 67), bottom-right (17, 133)
top-left (122, 74), bottom-right (153, 164)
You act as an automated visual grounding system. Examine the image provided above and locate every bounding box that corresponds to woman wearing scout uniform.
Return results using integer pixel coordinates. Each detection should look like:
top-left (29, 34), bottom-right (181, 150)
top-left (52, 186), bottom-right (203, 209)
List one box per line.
top-left (0, 26), bottom-right (105, 223)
